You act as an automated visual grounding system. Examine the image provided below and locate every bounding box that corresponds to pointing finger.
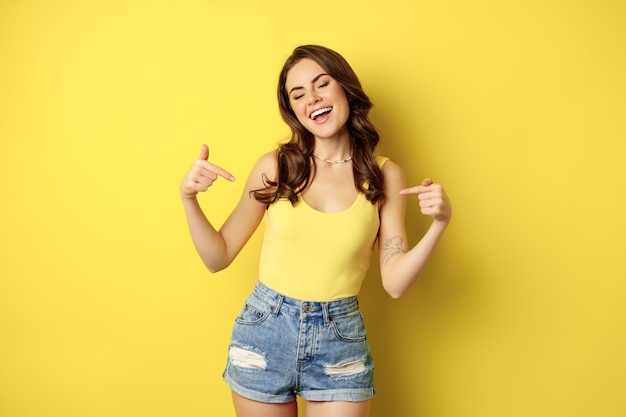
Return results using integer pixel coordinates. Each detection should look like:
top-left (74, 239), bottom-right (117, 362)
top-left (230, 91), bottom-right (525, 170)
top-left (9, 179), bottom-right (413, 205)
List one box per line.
top-left (399, 185), bottom-right (427, 195)
top-left (212, 164), bottom-right (236, 182)
top-left (400, 178), bottom-right (437, 195)
top-left (195, 145), bottom-right (235, 182)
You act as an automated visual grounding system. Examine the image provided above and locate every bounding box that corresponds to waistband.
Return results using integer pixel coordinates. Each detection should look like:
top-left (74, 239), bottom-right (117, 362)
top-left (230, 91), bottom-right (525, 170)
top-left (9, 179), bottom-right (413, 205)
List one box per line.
top-left (252, 281), bottom-right (360, 322)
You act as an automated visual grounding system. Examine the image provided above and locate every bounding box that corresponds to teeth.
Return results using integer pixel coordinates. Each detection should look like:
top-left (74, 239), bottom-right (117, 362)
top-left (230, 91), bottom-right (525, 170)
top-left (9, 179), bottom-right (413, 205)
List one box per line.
top-left (310, 107), bottom-right (332, 120)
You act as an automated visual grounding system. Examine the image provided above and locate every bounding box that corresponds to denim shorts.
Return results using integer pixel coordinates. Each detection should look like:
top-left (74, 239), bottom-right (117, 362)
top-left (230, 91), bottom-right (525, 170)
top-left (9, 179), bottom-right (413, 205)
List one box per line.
top-left (223, 281), bottom-right (375, 403)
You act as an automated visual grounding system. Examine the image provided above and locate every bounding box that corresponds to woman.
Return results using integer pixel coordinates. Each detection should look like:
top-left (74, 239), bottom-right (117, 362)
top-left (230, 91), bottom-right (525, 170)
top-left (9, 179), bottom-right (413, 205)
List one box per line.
top-left (180, 45), bottom-right (451, 417)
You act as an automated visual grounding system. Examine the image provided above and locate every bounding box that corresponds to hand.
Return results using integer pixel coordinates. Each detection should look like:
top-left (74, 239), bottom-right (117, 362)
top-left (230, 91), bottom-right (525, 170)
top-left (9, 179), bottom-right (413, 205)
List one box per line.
top-left (399, 178), bottom-right (451, 223)
top-left (180, 144), bottom-right (235, 199)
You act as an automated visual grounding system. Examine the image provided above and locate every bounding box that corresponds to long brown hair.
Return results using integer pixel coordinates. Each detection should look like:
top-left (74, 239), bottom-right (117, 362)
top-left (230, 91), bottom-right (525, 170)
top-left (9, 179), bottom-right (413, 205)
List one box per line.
top-left (252, 45), bottom-right (384, 206)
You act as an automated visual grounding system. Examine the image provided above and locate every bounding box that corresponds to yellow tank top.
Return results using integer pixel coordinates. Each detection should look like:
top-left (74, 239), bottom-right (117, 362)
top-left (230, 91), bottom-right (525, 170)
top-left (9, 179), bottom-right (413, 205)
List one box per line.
top-left (258, 156), bottom-right (388, 301)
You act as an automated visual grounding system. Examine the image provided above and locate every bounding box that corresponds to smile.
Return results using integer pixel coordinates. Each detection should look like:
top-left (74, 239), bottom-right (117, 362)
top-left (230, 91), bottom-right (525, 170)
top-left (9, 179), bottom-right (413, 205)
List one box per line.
top-left (310, 107), bottom-right (333, 120)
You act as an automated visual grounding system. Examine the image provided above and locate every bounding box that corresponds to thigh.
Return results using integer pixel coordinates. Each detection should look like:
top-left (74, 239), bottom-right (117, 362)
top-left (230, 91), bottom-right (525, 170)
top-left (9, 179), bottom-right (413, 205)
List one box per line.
top-left (232, 391), bottom-right (298, 417)
top-left (305, 399), bottom-right (371, 417)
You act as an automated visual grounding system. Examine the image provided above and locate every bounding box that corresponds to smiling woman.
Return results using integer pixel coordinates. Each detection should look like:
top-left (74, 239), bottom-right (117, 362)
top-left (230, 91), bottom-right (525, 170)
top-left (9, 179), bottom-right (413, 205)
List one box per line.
top-left (286, 59), bottom-right (351, 142)
top-left (2, 1), bottom-right (625, 416)
top-left (179, 45), bottom-right (451, 417)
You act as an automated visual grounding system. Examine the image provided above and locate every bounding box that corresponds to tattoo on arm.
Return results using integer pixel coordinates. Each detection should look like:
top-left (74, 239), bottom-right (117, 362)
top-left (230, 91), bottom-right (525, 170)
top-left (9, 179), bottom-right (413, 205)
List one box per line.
top-left (382, 236), bottom-right (406, 265)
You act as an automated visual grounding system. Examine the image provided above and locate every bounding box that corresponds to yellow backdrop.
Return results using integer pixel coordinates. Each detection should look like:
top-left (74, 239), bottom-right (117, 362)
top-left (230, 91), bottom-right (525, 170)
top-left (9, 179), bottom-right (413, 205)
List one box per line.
top-left (1, 1), bottom-right (625, 416)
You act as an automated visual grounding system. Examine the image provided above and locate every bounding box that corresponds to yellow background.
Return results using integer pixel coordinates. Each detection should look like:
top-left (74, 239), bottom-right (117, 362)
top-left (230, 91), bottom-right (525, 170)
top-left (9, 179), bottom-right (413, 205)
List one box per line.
top-left (1, 1), bottom-right (625, 416)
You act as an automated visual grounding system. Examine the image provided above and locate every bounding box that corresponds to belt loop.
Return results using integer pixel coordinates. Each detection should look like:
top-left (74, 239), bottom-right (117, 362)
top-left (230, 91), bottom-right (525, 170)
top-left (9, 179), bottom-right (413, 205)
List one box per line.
top-left (322, 302), bottom-right (331, 325)
top-left (272, 294), bottom-right (283, 316)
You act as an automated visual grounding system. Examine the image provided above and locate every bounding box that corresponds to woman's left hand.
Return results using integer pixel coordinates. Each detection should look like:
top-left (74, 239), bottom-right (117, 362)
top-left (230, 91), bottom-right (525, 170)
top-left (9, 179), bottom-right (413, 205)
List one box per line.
top-left (399, 178), bottom-right (452, 224)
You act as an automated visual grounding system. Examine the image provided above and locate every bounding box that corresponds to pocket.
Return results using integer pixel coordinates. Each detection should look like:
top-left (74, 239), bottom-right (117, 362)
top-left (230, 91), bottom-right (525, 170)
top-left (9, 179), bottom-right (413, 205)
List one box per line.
top-left (234, 294), bottom-right (273, 326)
top-left (330, 310), bottom-right (367, 342)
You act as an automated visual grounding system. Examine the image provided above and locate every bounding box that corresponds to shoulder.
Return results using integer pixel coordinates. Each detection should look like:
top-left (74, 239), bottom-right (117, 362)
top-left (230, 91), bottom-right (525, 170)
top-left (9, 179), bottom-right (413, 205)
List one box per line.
top-left (378, 158), bottom-right (406, 227)
top-left (245, 150), bottom-right (278, 188)
top-left (379, 158), bottom-right (405, 189)
top-left (254, 150), bottom-right (278, 175)
top-left (255, 150), bottom-right (278, 171)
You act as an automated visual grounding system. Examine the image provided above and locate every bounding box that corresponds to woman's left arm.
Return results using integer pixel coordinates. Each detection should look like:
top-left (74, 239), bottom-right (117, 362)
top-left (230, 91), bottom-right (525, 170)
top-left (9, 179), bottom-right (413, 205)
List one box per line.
top-left (378, 160), bottom-right (452, 298)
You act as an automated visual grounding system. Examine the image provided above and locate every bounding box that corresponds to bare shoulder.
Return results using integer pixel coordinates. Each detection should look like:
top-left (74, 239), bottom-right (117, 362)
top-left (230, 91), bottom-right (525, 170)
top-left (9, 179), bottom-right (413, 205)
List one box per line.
top-left (246, 150), bottom-right (278, 188)
top-left (380, 159), bottom-right (406, 191)
top-left (254, 150), bottom-right (278, 177)
top-left (255, 150), bottom-right (278, 171)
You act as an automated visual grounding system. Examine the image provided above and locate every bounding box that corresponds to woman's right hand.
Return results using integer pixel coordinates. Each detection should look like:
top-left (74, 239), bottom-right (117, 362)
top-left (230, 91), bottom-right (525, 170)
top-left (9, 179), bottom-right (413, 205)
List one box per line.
top-left (180, 144), bottom-right (235, 199)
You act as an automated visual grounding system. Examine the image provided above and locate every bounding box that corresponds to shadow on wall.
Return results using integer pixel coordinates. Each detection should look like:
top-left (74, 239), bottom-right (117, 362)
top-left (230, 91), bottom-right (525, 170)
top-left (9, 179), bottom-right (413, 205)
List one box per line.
top-left (358, 108), bottom-right (488, 416)
top-left (359, 225), bottom-right (483, 416)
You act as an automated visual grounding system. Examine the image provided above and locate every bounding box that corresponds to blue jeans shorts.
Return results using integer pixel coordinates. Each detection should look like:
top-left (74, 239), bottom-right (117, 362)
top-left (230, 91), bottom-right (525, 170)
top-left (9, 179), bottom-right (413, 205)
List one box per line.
top-left (223, 281), bottom-right (375, 403)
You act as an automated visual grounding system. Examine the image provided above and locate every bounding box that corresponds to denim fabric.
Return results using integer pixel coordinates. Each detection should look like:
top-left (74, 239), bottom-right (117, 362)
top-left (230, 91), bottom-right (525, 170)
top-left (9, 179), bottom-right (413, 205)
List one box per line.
top-left (223, 281), bottom-right (375, 403)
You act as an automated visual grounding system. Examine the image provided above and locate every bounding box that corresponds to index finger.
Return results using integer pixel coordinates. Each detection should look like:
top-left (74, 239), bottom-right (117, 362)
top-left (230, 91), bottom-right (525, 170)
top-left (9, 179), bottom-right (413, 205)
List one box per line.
top-left (399, 185), bottom-right (428, 195)
top-left (210, 163), bottom-right (235, 182)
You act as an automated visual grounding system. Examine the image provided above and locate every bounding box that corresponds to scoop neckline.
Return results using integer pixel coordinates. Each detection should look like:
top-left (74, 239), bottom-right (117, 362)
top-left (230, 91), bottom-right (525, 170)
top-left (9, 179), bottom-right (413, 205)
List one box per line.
top-left (300, 193), bottom-right (363, 215)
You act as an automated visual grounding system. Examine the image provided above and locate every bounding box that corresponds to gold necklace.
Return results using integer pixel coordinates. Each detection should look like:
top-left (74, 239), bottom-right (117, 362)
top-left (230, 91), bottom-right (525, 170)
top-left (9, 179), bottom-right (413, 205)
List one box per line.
top-left (313, 153), bottom-right (353, 164)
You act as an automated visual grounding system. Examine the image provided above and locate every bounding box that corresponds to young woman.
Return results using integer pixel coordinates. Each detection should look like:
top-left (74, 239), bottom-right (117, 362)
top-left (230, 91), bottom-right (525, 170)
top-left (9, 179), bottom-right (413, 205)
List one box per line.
top-left (180, 45), bottom-right (451, 417)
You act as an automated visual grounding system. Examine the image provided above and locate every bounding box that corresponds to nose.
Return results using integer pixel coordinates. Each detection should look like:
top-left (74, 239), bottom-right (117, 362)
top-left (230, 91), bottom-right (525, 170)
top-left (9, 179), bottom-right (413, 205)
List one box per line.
top-left (308, 92), bottom-right (321, 104)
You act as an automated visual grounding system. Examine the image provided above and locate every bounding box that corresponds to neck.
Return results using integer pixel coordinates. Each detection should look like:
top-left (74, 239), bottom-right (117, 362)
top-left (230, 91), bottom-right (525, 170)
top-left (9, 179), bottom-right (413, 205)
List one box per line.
top-left (313, 137), bottom-right (351, 163)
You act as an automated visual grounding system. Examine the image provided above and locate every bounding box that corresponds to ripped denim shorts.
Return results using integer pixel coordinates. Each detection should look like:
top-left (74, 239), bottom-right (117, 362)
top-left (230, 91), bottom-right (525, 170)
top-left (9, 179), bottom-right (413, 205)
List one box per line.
top-left (222, 280), bottom-right (375, 403)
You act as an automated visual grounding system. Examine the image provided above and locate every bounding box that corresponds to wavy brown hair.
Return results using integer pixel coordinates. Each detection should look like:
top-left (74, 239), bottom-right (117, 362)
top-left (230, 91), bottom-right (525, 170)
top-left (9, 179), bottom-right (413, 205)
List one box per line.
top-left (252, 45), bottom-right (384, 206)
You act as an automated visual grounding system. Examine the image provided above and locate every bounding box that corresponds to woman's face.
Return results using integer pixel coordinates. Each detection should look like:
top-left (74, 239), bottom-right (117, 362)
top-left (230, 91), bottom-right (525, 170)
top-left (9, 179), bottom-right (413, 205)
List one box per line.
top-left (285, 58), bottom-right (350, 140)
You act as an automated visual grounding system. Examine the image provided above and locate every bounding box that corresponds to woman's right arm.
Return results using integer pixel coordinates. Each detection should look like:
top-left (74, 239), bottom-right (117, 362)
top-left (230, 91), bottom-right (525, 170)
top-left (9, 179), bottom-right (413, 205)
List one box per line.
top-left (180, 144), bottom-right (275, 273)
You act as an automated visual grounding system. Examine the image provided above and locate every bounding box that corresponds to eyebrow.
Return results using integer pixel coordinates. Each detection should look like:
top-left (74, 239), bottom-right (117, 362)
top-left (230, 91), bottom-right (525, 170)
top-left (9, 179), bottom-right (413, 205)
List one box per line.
top-left (288, 73), bottom-right (329, 95)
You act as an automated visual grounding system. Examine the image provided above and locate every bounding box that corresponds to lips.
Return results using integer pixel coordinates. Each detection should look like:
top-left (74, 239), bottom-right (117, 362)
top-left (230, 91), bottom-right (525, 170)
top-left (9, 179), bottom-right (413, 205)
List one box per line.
top-left (309, 106), bottom-right (333, 120)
